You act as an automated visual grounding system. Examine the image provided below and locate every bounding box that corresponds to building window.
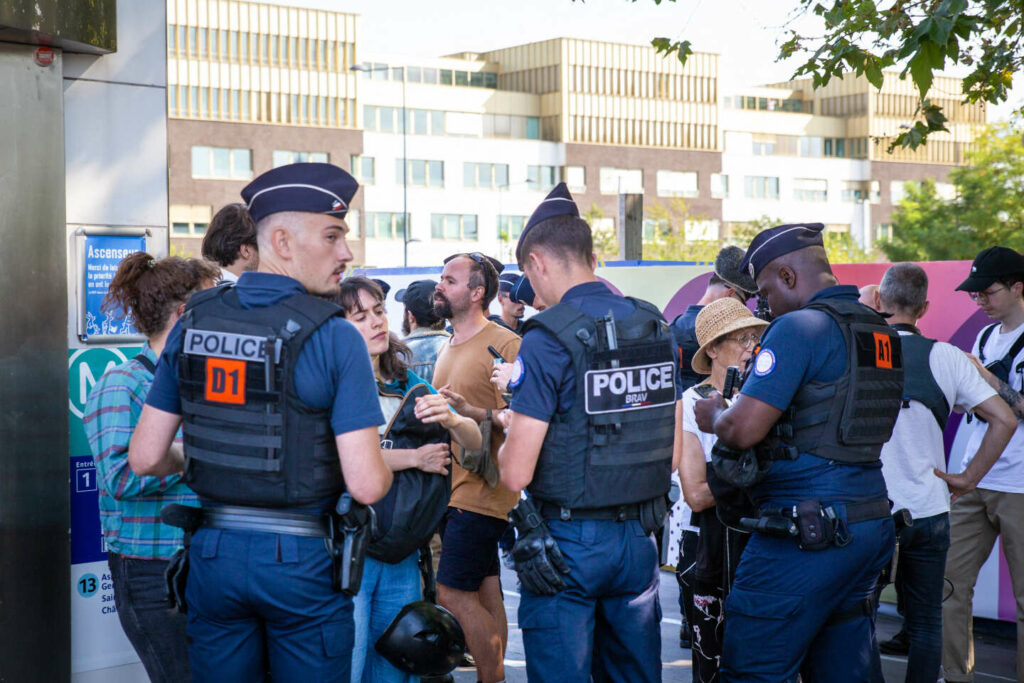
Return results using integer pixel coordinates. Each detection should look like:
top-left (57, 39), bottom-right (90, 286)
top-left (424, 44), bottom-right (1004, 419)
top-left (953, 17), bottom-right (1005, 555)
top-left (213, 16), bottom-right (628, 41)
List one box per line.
top-left (171, 221), bottom-right (209, 236)
top-left (350, 155), bottom-right (375, 185)
top-left (272, 151), bottom-right (329, 167)
top-left (643, 218), bottom-right (669, 240)
top-left (890, 180), bottom-right (909, 204)
top-left (793, 178), bottom-right (828, 202)
top-left (527, 165), bottom-right (559, 191)
top-left (599, 167), bottom-right (643, 194)
top-left (565, 166), bottom-right (586, 192)
top-left (497, 215), bottom-right (528, 240)
top-left (875, 224), bottom-right (893, 241)
top-left (191, 146), bottom-right (252, 180)
top-left (743, 176), bottom-right (780, 200)
top-left (397, 159), bottom-right (444, 188)
top-left (656, 170), bottom-right (699, 198)
top-left (464, 162), bottom-right (509, 189)
top-left (841, 181), bottom-right (868, 202)
top-left (824, 138), bottom-right (846, 158)
top-left (711, 173), bottom-right (729, 199)
top-left (431, 214), bottom-right (478, 240)
top-left (364, 212), bottom-right (407, 240)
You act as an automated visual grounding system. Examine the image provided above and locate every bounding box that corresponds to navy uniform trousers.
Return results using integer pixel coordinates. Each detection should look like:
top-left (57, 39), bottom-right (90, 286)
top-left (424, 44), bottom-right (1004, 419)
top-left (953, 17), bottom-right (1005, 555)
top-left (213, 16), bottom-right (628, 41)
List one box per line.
top-left (185, 527), bottom-right (353, 682)
top-left (721, 512), bottom-right (894, 682)
top-left (517, 518), bottom-right (661, 683)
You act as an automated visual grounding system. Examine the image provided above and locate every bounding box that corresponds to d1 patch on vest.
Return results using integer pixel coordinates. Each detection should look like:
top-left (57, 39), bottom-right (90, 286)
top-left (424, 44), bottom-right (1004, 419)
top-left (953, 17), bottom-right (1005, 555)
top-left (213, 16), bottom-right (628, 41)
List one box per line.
top-left (205, 357), bottom-right (247, 405)
top-left (184, 329), bottom-right (281, 363)
top-left (584, 361), bottom-right (676, 415)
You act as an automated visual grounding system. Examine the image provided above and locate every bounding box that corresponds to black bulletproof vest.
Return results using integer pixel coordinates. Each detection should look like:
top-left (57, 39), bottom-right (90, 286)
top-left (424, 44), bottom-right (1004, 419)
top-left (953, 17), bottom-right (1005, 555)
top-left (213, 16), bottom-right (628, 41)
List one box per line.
top-left (177, 286), bottom-right (344, 507)
top-left (521, 298), bottom-right (677, 509)
top-left (785, 298), bottom-right (904, 464)
top-left (369, 382), bottom-right (451, 564)
top-left (892, 325), bottom-right (950, 431)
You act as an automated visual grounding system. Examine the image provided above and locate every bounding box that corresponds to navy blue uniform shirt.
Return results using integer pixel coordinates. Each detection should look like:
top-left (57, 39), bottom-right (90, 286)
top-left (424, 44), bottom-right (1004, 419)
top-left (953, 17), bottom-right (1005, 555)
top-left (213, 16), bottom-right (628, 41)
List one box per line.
top-left (510, 281), bottom-right (681, 421)
top-left (741, 284), bottom-right (887, 506)
top-left (147, 272), bottom-right (384, 436)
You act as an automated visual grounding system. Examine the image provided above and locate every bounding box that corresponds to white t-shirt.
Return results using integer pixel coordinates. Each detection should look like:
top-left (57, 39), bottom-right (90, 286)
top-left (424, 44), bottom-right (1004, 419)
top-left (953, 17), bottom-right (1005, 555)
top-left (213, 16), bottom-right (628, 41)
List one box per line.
top-left (218, 267), bottom-right (238, 283)
top-left (881, 333), bottom-right (996, 518)
top-left (682, 385), bottom-right (721, 463)
top-left (957, 321), bottom-right (1024, 493)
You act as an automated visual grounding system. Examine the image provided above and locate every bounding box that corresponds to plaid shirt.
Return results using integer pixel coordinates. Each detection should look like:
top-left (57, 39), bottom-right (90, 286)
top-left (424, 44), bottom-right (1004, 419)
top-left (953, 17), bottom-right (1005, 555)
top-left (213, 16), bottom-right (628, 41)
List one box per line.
top-left (83, 344), bottom-right (198, 559)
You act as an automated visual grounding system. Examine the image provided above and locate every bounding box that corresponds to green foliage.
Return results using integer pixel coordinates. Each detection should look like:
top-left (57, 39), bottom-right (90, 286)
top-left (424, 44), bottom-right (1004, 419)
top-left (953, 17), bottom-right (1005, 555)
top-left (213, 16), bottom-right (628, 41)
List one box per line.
top-left (641, 0), bottom-right (1023, 150)
top-left (880, 122), bottom-right (1024, 260)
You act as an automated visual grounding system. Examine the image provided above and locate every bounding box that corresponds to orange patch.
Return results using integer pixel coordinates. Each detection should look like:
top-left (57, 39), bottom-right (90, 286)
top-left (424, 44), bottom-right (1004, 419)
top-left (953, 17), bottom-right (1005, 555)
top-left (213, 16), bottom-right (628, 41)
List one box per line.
top-left (205, 358), bottom-right (246, 404)
top-left (873, 332), bottom-right (893, 370)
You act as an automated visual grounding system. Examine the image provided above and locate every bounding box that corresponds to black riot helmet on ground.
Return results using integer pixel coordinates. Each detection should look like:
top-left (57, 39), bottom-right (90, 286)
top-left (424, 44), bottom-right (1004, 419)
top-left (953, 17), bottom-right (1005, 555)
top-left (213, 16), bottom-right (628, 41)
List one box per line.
top-left (374, 601), bottom-right (467, 676)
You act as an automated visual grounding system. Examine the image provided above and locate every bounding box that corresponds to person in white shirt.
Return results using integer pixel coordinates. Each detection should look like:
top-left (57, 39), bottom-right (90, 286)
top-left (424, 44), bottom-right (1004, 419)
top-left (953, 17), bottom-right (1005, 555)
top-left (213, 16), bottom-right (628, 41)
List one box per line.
top-left (872, 263), bottom-right (1014, 683)
top-left (945, 246), bottom-right (1024, 682)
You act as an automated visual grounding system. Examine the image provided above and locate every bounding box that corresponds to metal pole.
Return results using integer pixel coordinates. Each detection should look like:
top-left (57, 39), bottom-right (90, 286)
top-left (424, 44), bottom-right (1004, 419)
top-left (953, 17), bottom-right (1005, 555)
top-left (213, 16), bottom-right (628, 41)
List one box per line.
top-left (401, 67), bottom-right (408, 267)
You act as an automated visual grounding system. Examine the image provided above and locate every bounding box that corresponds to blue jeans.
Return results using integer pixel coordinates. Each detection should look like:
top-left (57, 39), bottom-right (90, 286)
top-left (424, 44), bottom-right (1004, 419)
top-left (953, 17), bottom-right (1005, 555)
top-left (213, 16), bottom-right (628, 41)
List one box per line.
top-left (350, 554), bottom-right (420, 683)
top-left (894, 512), bottom-right (949, 683)
top-left (518, 519), bottom-right (662, 683)
top-left (186, 528), bottom-right (353, 683)
top-left (108, 553), bottom-right (191, 683)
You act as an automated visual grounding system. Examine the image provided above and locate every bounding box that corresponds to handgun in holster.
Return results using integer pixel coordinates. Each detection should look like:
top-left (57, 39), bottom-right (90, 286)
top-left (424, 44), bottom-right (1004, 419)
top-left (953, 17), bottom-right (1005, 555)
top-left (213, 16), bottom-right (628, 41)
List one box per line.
top-left (880, 508), bottom-right (914, 586)
top-left (160, 504), bottom-right (205, 612)
top-left (328, 493), bottom-right (376, 596)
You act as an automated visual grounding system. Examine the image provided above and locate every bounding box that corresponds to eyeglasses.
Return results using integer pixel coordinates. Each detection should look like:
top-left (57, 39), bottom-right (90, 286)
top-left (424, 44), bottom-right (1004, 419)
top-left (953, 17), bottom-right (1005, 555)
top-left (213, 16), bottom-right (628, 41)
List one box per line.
top-left (725, 333), bottom-right (761, 349)
top-left (969, 285), bottom-right (1008, 302)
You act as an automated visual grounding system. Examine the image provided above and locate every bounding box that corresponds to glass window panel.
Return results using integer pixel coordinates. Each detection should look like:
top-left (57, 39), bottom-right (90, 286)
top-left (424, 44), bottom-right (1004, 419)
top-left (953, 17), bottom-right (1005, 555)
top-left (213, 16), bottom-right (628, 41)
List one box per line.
top-left (230, 89), bottom-right (239, 119)
top-left (463, 162), bottom-right (476, 188)
top-left (198, 28), bottom-right (206, 58)
top-left (423, 68), bottom-right (438, 84)
top-left (566, 166), bottom-right (585, 191)
top-left (484, 72), bottom-right (497, 89)
top-left (242, 91), bottom-right (250, 120)
top-left (172, 222), bottom-right (190, 235)
top-left (289, 37), bottom-right (297, 66)
top-left (169, 86), bottom-right (178, 116)
top-left (430, 110), bottom-right (444, 135)
top-left (232, 149), bottom-right (251, 178)
top-left (363, 105), bottom-right (377, 131)
top-left (389, 66), bottom-right (402, 81)
top-left (463, 215), bottom-right (478, 239)
top-left (440, 69), bottom-right (453, 85)
top-left (240, 32), bottom-right (248, 61)
top-left (396, 159), bottom-right (405, 184)
top-left (220, 89), bottom-right (229, 118)
top-left (298, 38), bottom-right (306, 68)
top-left (414, 109), bottom-right (428, 135)
top-left (193, 222), bottom-right (208, 236)
top-left (412, 160), bottom-right (427, 186)
top-left (377, 213), bottom-right (392, 237)
top-left (199, 88), bottom-right (208, 117)
top-left (494, 115), bottom-right (511, 136)
top-left (527, 165), bottom-right (540, 190)
top-left (542, 166), bottom-right (556, 190)
top-left (455, 71), bottom-right (469, 86)
top-left (526, 117), bottom-right (540, 140)
top-left (444, 215), bottom-right (460, 239)
top-left (407, 66), bottom-right (422, 83)
top-left (191, 146), bottom-right (210, 177)
top-left (380, 107), bottom-right (394, 133)
top-left (495, 164), bottom-right (509, 188)
top-left (362, 157), bottom-right (375, 184)
top-left (211, 147), bottom-right (230, 177)
top-left (364, 213), bottom-right (376, 238)
top-left (431, 214), bottom-right (443, 239)
top-left (188, 27), bottom-right (197, 56)
top-left (470, 72), bottom-right (484, 87)
top-left (478, 164), bottom-right (493, 187)
top-left (273, 151), bottom-right (292, 167)
top-left (429, 161), bottom-right (443, 187)
top-left (178, 26), bottom-right (186, 55)
top-left (168, 25), bottom-right (176, 54)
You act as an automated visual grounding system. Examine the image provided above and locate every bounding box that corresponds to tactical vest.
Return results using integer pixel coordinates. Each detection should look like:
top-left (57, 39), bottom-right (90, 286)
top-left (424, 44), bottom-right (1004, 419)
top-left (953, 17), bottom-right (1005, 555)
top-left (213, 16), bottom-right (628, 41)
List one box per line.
top-left (784, 299), bottom-right (904, 464)
top-left (521, 298), bottom-right (677, 509)
top-left (177, 286), bottom-right (344, 507)
top-left (370, 381), bottom-right (451, 563)
top-left (670, 307), bottom-right (703, 392)
top-left (891, 324), bottom-right (950, 431)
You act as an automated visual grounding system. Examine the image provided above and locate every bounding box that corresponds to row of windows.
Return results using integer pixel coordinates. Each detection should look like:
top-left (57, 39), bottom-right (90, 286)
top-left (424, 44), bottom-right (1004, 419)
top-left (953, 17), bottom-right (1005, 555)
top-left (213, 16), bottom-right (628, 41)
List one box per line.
top-left (819, 93), bottom-right (869, 117)
top-left (357, 213), bottom-right (530, 242)
top-left (723, 95), bottom-right (812, 114)
top-left (726, 132), bottom-right (871, 159)
top-left (569, 116), bottom-right (716, 150)
top-left (740, 176), bottom-right (888, 202)
top-left (498, 66), bottom-right (561, 96)
top-left (874, 94), bottom-right (985, 124)
top-left (362, 105), bottom-right (542, 141)
top-left (358, 62), bottom-right (499, 89)
top-left (169, 85), bottom-right (354, 127)
top-left (565, 66), bottom-right (716, 103)
top-left (168, 24), bottom-right (355, 72)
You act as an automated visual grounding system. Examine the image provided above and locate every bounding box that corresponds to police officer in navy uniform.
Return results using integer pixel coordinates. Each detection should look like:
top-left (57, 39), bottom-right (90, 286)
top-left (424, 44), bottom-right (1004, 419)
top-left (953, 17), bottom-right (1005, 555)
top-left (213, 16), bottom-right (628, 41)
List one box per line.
top-left (497, 183), bottom-right (682, 682)
top-left (129, 162), bottom-right (393, 681)
top-left (694, 223), bottom-right (903, 681)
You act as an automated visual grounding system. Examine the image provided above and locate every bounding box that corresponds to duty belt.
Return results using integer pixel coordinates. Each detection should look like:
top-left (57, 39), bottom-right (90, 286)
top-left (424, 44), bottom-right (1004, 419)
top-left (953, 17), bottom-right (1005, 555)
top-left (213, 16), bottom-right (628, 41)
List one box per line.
top-left (758, 497), bottom-right (891, 526)
top-left (201, 505), bottom-right (330, 538)
top-left (537, 500), bottom-right (642, 522)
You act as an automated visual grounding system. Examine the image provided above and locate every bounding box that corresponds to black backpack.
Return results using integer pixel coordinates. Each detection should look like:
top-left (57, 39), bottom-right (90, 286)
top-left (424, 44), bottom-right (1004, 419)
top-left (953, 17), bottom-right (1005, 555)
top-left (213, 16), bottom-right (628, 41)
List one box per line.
top-left (368, 382), bottom-right (452, 564)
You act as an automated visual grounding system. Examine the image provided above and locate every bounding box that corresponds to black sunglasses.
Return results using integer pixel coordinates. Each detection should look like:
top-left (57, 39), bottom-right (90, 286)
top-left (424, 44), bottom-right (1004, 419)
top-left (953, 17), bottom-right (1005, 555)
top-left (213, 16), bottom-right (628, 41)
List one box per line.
top-left (443, 252), bottom-right (503, 297)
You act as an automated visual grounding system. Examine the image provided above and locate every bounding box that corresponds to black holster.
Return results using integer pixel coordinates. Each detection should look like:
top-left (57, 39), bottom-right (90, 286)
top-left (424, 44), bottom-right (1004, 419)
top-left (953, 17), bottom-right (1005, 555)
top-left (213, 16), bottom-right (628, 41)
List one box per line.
top-left (328, 493), bottom-right (375, 596)
top-left (160, 504), bottom-right (204, 613)
top-left (639, 496), bottom-right (668, 536)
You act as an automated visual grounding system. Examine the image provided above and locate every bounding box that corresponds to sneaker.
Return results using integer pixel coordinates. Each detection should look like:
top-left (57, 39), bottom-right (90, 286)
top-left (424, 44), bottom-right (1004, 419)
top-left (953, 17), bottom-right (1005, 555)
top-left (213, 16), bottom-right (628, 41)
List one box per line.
top-left (458, 652), bottom-right (475, 668)
top-left (879, 628), bottom-right (910, 656)
top-left (680, 621), bottom-right (693, 649)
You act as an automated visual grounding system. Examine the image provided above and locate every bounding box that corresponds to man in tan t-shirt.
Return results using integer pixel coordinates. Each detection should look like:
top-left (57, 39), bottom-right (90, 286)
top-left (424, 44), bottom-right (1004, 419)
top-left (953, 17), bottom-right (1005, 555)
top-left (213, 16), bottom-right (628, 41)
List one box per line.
top-left (432, 253), bottom-right (520, 683)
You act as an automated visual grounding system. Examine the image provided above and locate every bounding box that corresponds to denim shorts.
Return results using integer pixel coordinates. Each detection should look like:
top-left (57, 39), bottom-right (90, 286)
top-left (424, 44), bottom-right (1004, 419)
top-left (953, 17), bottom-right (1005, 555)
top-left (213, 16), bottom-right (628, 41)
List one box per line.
top-left (437, 507), bottom-right (508, 592)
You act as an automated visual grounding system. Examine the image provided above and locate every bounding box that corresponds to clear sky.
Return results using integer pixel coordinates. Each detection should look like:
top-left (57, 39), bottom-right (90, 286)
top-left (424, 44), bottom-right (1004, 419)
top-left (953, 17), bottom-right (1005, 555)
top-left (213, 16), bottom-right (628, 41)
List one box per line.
top-left (272, 0), bottom-right (1019, 121)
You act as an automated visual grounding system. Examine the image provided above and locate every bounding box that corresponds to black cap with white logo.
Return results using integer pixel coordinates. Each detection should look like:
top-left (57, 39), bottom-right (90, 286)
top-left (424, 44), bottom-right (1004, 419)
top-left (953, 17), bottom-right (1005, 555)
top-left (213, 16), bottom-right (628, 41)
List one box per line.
top-left (955, 246), bottom-right (1024, 292)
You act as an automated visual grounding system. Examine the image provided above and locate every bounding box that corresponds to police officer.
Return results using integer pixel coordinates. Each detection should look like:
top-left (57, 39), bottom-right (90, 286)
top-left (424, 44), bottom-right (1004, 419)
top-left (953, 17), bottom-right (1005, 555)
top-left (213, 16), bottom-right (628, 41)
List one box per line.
top-left (129, 162), bottom-right (393, 681)
top-left (488, 271), bottom-right (526, 334)
top-left (497, 183), bottom-right (682, 682)
top-left (694, 223), bottom-right (903, 681)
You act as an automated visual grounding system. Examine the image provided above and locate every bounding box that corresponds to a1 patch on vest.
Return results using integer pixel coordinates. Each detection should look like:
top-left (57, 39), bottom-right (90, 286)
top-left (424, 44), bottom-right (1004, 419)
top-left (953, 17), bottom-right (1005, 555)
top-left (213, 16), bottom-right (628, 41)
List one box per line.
top-left (584, 361), bottom-right (676, 414)
top-left (183, 329), bottom-right (282, 363)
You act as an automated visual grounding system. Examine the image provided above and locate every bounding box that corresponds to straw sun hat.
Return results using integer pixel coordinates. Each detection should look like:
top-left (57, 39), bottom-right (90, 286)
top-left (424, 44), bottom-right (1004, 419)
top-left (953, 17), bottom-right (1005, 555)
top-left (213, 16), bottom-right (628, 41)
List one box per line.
top-left (691, 298), bottom-right (769, 375)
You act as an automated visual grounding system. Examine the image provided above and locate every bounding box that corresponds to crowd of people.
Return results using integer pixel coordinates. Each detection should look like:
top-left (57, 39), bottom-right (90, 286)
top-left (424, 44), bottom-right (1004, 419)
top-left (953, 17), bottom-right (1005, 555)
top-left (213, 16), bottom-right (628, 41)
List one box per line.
top-left (80, 157), bottom-right (1024, 683)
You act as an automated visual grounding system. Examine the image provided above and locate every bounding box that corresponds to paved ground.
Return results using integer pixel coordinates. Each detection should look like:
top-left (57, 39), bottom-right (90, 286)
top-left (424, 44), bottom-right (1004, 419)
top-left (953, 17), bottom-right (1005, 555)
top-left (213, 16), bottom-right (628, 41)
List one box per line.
top-left (452, 565), bottom-right (1016, 682)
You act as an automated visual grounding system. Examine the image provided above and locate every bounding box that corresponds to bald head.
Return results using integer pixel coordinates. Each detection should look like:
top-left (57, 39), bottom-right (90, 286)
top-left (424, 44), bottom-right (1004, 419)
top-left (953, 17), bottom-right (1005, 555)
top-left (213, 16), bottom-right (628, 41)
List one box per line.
top-left (858, 284), bottom-right (880, 310)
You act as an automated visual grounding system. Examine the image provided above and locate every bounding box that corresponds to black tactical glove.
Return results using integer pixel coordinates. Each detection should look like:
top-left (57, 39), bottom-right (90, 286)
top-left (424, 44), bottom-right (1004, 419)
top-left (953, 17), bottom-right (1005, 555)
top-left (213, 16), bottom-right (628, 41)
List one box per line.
top-left (509, 499), bottom-right (570, 596)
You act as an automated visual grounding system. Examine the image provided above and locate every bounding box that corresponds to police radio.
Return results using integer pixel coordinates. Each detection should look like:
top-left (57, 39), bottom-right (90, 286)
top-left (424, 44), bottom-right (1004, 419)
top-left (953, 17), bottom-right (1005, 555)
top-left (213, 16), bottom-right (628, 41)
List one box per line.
top-left (755, 295), bottom-right (771, 322)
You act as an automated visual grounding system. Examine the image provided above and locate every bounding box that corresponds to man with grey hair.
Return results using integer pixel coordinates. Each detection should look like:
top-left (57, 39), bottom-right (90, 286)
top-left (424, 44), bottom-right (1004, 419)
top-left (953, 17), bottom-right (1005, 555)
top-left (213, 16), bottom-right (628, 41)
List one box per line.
top-left (873, 262), bottom-right (1014, 682)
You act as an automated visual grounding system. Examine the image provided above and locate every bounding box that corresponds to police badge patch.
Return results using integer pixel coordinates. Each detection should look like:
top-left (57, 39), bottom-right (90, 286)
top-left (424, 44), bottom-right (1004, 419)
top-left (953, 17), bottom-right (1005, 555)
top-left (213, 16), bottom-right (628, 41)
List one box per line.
top-left (508, 357), bottom-right (525, 389)
top-left (753, 348), bottom-right (776, 377)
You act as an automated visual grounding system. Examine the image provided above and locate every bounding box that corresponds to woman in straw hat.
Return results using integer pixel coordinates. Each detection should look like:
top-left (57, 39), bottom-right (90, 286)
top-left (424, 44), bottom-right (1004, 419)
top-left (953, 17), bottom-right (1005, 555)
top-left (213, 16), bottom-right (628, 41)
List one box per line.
top-left (679, 297), bottom-right (768, 682)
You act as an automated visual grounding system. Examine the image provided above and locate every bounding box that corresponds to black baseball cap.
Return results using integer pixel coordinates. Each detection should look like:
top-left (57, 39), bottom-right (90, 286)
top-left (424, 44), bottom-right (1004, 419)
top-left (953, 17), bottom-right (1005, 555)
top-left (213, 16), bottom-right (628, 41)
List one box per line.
top-left (395, 279), bottom-right (440, 322)
top-left (955, 246), bottom-right (1024, 292)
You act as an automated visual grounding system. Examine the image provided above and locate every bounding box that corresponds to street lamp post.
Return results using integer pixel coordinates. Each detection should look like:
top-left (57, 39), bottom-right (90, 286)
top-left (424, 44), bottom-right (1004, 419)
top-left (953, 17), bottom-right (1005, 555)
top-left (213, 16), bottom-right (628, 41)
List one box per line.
top-left (351, 62), bottom-right (409, 266)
